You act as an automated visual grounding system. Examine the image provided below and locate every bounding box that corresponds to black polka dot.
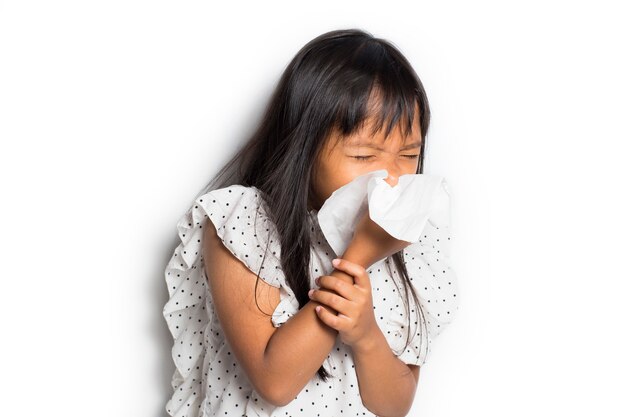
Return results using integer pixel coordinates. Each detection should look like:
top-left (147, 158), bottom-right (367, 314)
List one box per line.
top-left (163, 183), bottom-right (459, 415)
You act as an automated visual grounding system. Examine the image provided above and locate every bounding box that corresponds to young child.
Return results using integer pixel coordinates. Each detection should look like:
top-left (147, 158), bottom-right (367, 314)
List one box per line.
top-left (163, 28), bottom-right (460, 417)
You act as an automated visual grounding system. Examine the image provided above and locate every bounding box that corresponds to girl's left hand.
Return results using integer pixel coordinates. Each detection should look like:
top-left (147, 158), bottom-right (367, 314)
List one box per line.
top-left (309, 258), bottom-right (380, 351)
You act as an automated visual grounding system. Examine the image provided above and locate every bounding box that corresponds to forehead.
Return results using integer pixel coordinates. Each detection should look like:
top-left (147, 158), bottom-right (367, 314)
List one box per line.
top-left (323, 94), bottom-right (422, 152)
top-left (344, 132), bottom-right (420, 146)
top-left (343, 121), bottom-right (422, 147)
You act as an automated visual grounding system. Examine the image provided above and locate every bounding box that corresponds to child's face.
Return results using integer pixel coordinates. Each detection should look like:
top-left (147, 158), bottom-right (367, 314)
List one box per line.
top-left (310, 117), bottom-right (421, 211)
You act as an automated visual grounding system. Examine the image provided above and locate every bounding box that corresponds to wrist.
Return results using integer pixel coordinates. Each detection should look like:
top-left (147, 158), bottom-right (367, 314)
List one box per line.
top-left (351, 324), bottom-right (386, 356)
top-left (341, 242), bottom-right (377, 269)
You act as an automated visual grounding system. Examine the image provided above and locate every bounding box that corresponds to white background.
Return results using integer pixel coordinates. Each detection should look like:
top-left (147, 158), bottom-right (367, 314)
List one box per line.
top-left (1, 1), bottom-right (625, 416)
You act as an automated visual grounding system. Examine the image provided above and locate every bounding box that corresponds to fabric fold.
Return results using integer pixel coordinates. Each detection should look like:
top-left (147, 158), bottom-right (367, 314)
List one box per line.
top-left (386, 217), bottom-right (461, 366)
top-left (316, 169), bottom-right (459, 366)
top-left (317, 169), bottom-right (450, 257)
top-left (162, 185), bottom-right (297, 417)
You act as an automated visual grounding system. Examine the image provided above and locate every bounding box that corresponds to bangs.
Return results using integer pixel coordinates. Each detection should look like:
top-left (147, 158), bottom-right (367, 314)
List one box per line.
top-left (331, 81), bottom-right (421, 147)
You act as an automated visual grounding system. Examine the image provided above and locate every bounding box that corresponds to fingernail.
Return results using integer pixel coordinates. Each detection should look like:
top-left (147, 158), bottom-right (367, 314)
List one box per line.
top-left (332, 258), bottom-right (340, 267)
top-left (308, 289), bottom-right (314, 297)
top-left (315, 277), bottom-right (320, 285)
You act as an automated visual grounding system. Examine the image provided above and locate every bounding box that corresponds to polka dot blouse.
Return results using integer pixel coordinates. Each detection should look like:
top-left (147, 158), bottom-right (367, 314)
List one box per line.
top-left (163, 184), bottom-right (460, 417)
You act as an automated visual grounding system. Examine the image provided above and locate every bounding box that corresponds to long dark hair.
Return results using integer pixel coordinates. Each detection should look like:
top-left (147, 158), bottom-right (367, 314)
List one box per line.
top-left (197, 28), bottom-right (431, 381)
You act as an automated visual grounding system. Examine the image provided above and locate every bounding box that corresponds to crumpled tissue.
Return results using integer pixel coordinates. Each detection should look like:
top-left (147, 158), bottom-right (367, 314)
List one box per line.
top-left (316, 169), bottom-right (450, 257)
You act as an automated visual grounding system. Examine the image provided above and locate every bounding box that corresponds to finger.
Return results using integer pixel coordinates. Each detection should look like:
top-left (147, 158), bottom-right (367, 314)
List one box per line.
top-left (332, 258), bottom-right (370, 290)
top-left (309, 288), bottom-right (353, 316)
top-left (314, 305), bottom-right (348, 331)
top-left (316, 275), bottom-right (358, 301)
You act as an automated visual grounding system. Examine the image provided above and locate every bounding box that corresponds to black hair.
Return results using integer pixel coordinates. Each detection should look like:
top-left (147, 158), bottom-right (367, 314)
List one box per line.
top-left (197, 28), bottom-right (431, 382)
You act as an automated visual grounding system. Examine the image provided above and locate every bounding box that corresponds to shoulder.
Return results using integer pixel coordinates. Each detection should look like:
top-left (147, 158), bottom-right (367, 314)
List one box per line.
top-left (189, 184), bottom-right (272, 238)
top-left (198, 184), bottom-right (276, 246)
top-left (200, 184), bottom-right (265, 216)
top-left (189, 184), bottom-right (284, 288)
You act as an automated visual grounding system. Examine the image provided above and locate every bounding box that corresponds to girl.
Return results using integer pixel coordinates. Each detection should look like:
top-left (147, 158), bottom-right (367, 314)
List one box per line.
top-left (163, 28), bottom-right (460, 417)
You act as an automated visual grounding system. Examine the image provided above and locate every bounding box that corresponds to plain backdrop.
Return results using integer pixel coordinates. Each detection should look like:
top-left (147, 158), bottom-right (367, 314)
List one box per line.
top-left (1, 1), bottom-right (625, 416)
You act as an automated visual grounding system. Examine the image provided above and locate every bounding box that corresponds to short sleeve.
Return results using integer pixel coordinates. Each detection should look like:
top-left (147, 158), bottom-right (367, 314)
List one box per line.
top-left (200, 185), bottom-right (300, 327)
top-left (161, 185), bottom-right (300, 417)
top-left (202, 185), bottom-right (284, 288)
top-left (386, 208), bottom-right (460, 367)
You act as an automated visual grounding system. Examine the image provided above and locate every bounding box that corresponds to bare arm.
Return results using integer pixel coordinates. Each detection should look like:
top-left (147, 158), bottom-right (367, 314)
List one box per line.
top-left (341, 214), bottom-right (421, 416)
top-left (203, 212), bottom-right (409, 406)
top-left (352, 328), bottom-right (421, 417)
top-left (203, 218), bottom-right (355, 406)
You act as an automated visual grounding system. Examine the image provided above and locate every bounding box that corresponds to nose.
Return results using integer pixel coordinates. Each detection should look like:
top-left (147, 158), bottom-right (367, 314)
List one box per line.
top-left (384, 171), bottom-right (399, 187)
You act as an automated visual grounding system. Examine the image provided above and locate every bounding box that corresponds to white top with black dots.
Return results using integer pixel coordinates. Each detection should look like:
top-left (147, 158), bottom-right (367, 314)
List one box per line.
top-left (163, 184), bottom-right (460, 417)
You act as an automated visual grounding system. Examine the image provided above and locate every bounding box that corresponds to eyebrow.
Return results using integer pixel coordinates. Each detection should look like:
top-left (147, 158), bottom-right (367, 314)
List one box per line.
top-left (345, 141), bottom-right (422, 151)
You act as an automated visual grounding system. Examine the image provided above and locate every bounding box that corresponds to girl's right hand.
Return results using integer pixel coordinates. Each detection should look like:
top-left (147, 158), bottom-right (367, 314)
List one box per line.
top-left (341, 210), bottom-right (412, 269)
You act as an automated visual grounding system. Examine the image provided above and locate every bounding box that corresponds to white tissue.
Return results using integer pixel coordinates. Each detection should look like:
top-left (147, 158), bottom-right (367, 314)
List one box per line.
top-left (316, 169), bottom-right (450, 257)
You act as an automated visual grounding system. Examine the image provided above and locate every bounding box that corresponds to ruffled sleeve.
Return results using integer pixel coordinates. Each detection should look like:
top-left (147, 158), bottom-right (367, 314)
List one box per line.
top-left (386, 198), bottom-right (460, 367)
top-left (162, 184), bottom-right (299, 417)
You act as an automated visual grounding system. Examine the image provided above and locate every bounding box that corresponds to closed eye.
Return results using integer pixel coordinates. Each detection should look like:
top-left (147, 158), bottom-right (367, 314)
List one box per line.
top-left (352, 155), bottom-right (419, 161)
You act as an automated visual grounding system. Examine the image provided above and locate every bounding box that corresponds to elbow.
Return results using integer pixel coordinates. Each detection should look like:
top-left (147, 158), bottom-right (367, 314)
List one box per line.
top-left (364, 405), bottom-right (413, 417)
top-left (269, 391), bottom-right (294, 408)
top-left (256, 385), bottom-right (293, 408)
top-left (237, 353), bottom-right (297, 407)
top-left (253, 378), bottom-right (295, 408)
top-left (248, 353), bottom-right (302, 407)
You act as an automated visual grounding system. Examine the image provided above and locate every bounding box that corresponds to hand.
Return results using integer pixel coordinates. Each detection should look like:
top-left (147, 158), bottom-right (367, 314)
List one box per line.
top-left (342, 210), bottom-right (412, 269)
top-left (308, 258), bottom-right (380, 351)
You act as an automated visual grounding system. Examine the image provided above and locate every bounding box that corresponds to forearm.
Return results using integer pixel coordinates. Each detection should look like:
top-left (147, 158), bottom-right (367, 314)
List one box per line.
top-left (263, 269), bottom-right (354, 403)
top-left (263, 238), bottom-right (380, 404)
top-left (352, 327), bottom-right (417, 417)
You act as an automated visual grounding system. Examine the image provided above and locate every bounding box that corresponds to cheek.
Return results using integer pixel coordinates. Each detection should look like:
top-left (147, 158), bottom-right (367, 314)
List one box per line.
top-left (314, 144), bottom-right (396, 202)
top-left (315, 166), bottom-right (350, 201)
top-left (313, 159), bottom-right (358, 201)
top-left (401, 160), bottom-right (420, 175)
